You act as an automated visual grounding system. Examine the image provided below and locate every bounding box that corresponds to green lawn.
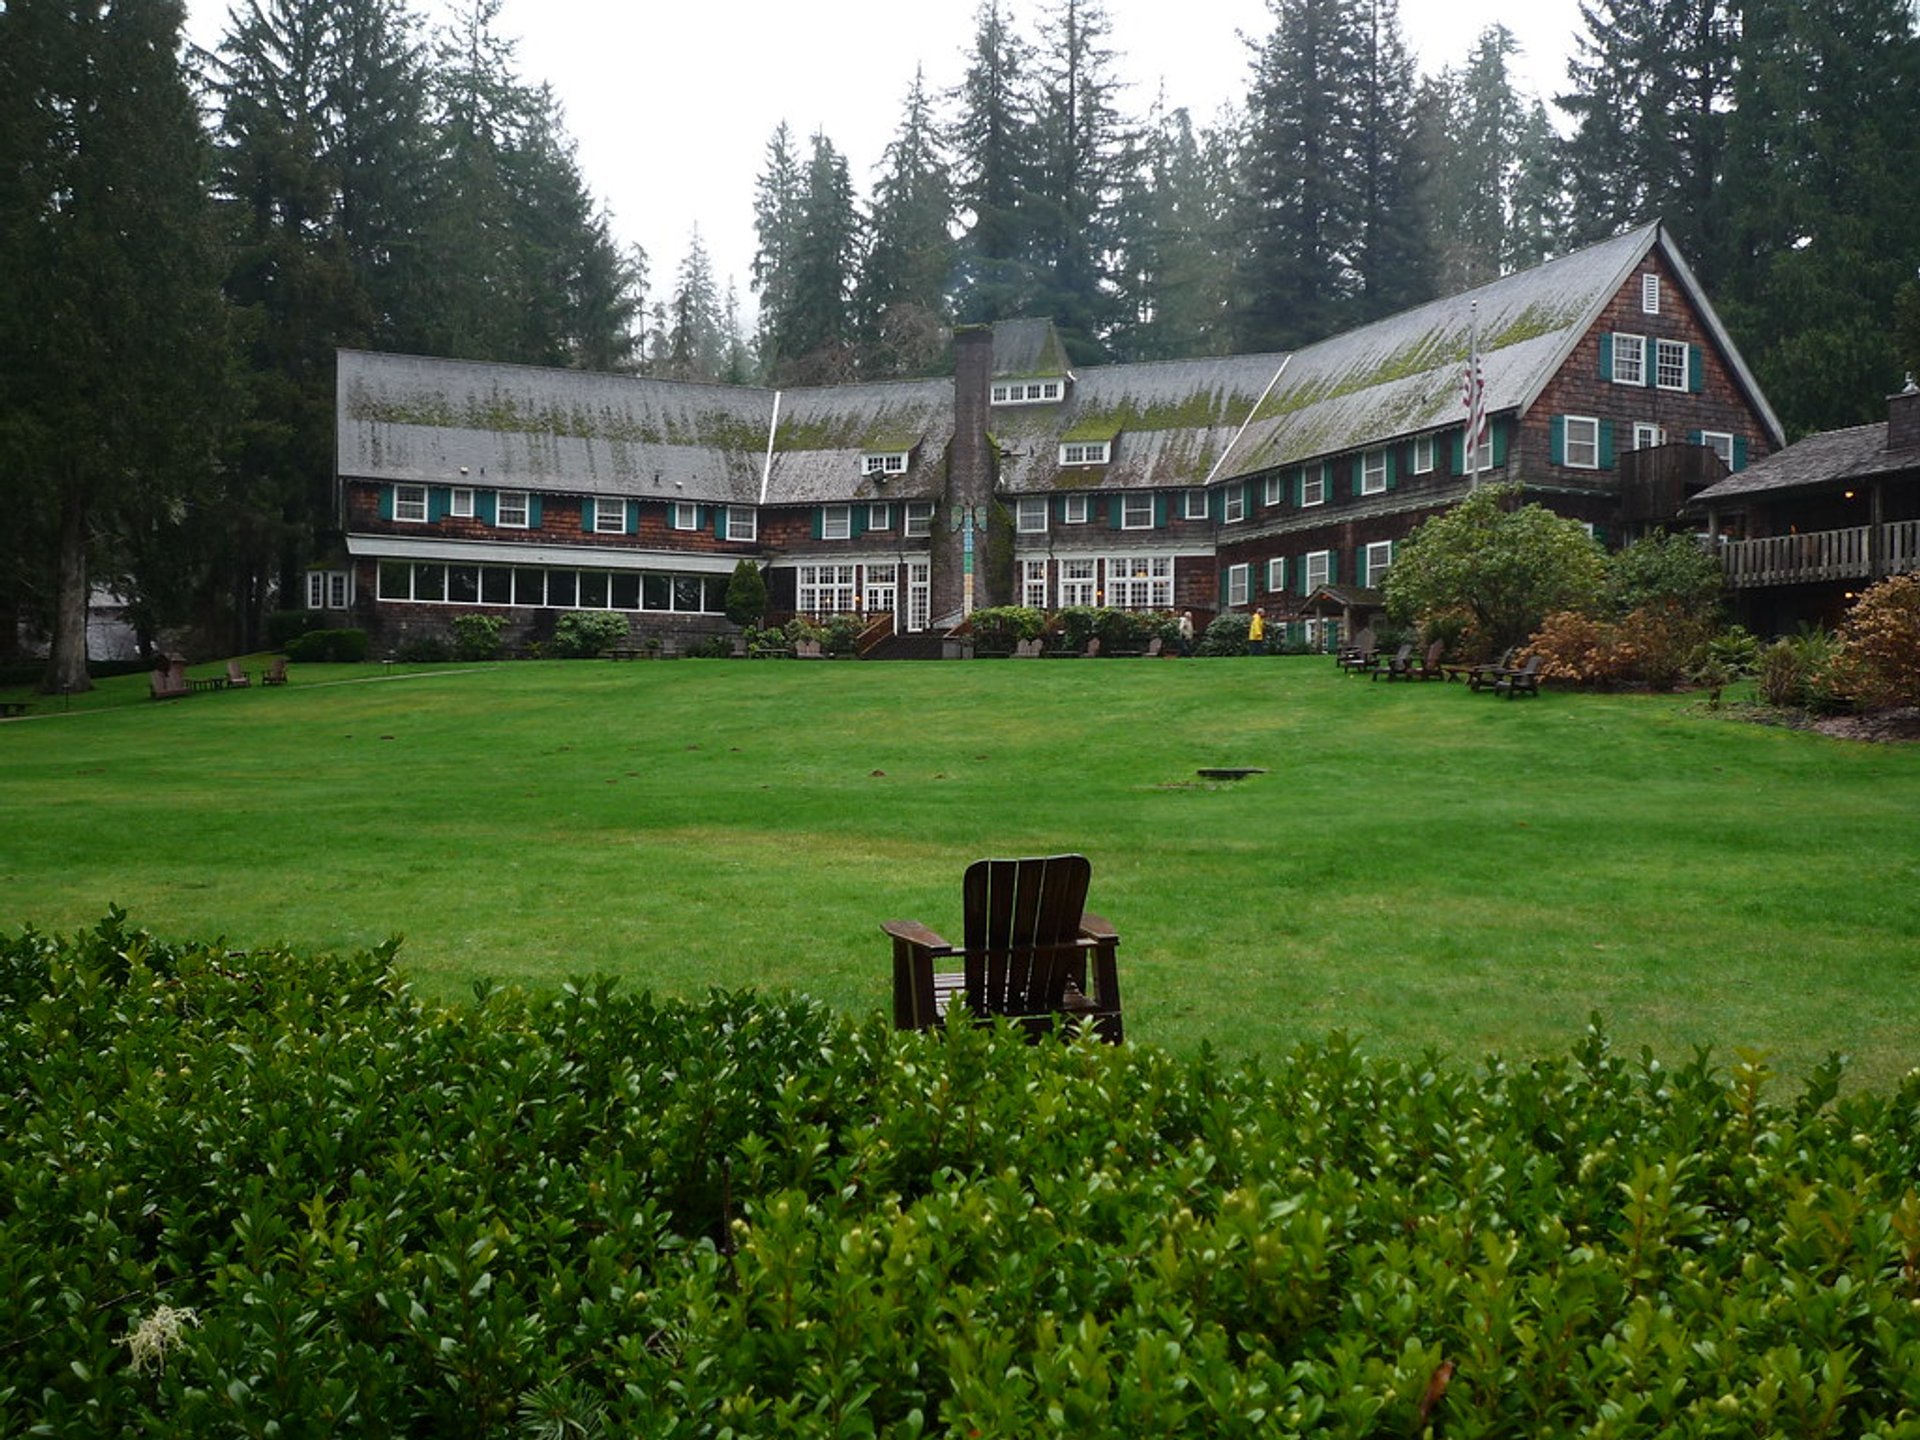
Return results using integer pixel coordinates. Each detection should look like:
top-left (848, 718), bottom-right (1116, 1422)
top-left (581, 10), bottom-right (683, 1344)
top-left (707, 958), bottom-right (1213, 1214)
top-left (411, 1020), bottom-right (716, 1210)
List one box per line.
top-left (3, 656), bottom-right (1916, 1084)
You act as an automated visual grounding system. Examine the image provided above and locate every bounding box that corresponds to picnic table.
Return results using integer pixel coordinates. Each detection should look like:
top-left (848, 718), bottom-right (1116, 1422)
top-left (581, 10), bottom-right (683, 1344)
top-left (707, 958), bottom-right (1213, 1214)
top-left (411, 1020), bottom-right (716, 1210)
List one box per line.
top-left (189, 675), bottom-right (228, 693)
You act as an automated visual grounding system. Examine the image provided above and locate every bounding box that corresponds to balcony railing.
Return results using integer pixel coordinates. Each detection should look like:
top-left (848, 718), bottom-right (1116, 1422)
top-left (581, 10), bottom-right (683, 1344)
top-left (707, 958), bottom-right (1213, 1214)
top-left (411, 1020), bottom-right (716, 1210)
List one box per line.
top-left (1720, 520), bottom-right (1920, 588)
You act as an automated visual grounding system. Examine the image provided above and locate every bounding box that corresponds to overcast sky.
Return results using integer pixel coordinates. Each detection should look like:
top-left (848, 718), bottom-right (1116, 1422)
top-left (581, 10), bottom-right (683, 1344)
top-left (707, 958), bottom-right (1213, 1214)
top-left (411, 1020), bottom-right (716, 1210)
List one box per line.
top-left (184, 0), bottom-right (1585, 317)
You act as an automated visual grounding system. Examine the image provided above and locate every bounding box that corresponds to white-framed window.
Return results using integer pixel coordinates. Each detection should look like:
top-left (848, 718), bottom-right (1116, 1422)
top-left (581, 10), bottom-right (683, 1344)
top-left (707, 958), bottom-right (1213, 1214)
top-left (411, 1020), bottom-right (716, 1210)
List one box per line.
top-left (1412, 436), bottom-right (1436, 475)
top-left (1226, 563), bottom-right (1250, 607)
top-left (1642, 272), bottom-right (1661, 314)
top-left (864, 565), bottom-right (897, 616)
top-left (1183, 488), bottom-right (1209, 520)
top-left (1059, 558), bottom-right (1097, 607)
top-left (1564, 415), bottom-right (1601, 469)
top-left (1223, 488), bottom-right (1245, 524)
top-left (593, 498), bottom-right (627, 534)
top-left (1632, 422), bottom-right (1665, 451)
top-left (496, 491), bottom-right (529, 528)
top-left (990, 379), bottom-right (1063, 405)
top-left (1612, 333), bottom-right (1647, 386)
top-left (907, 562), bottom-right (930, 631)
top-left (1105, 554), bottom-right (1173, 609)
top-left (1364, 540), bottom-right (1394, 588)
top-left (1022, 558), bottom-right (1049, 608)
top-left (1062, 494), bottom-right (1090, 524)
top-left (1016, 497), bottom-right (1048, 533)
top-left (725, 506), bottom-right (757, 542)
top-left (450, 488), bottom-right (475, 518)
top-left (1304, 550), bottom-right (1331, 593)
top-left (1469, 427), bottom-right (1495, 473)
top-left (305, 569), bottom-right (353, 610)
top-left (1700, 430), bottom-right (1735, 468)
top-left (670, 501), bottom-right (699, 531)
top-left (1120, 494), bottom-right (1153, 530)
top-left (393, 484), bottom-right (428, 523)
top-left (1061, 440), bottom-right (1110, 466)
top-left (1263, 473), bottom-right (1283, 506)
top-left (862, 452), bottom-right (908, 477)
top-left (821, 504), bottom-right (851, 540)
top-left (1655, 338), bottom-right (1689, 391)
top-left (1361, 450), bottom-right (1388, 495)
top-left (1301, 469), bottom-right (1325, 506)
top-left (1266, 558), bottom-right (1285, 592)
top-left (866, 503), bottom-right (891, 531)
top-left (797, 563), bottom-right (858, 614)
top-left (904, 502), bottom-right (934, 537)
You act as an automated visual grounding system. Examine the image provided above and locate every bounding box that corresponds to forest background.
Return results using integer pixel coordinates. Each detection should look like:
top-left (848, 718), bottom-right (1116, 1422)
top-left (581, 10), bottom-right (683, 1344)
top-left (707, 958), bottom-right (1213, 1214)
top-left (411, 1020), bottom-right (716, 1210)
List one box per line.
top-left (3, 0), bottom-right (1919, 689)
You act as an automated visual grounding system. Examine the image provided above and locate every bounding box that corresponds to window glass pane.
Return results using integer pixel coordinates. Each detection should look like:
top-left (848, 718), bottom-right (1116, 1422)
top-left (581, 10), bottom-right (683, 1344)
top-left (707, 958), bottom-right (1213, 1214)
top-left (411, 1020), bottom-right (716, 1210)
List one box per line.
top-left (610, 573), bottom-right (639, 610)
top-left (673, 577), bottom-right (703, 611)
top-left (379, 562), bottom-right (411, 600)
top-left (448, 565), bottom-right (479, 604)
top-left (579, 571), bottom-right (608, 608)
top-left (482, 568), bottom-right (512, 604)
top-left (515, 569), bottom-right (546, 606)
top-left (643, 574), bottom-right (671, 610)
top-left (412, 564), bottom-right (445, 602)
top-left (704, 576), bottom-right (729, 612)
top-left (547, 571), bottom-right (577, 607)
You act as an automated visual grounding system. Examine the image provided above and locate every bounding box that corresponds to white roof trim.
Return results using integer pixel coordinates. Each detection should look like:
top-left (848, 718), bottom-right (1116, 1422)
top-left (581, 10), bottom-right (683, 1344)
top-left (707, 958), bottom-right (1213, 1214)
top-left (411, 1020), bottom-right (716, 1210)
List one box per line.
top-left (345, 533), bottom-right (744, 575)
top-left (1206, 354), bottom-right (1293, 485)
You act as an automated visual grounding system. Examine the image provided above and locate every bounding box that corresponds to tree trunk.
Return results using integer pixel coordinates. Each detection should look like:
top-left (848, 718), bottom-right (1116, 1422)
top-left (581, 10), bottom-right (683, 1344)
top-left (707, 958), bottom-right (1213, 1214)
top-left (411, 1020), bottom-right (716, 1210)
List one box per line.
top-left (43, 483), bottom-right (95, 695)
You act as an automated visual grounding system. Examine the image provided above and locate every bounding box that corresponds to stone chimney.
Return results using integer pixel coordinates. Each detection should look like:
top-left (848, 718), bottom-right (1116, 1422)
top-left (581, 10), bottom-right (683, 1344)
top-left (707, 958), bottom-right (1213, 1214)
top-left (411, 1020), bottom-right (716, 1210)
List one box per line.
top-left (931, 325), bottom-right (1000, 625)
top-left (1889, 377), bottom-right (1920, 453)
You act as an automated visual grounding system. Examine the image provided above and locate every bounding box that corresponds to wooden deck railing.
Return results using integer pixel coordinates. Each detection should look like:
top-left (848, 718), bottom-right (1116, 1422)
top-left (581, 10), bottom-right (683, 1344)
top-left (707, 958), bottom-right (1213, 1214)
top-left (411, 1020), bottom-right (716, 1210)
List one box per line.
top-left (1720, 521), bottom-right (1920, 588)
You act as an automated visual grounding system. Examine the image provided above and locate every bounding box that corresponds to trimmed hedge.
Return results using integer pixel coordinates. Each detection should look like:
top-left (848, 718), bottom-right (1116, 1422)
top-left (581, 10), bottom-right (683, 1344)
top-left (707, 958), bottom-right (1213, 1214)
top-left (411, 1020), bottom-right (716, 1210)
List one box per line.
top-left (4, 915), bottom-right (1920, 1436)
top-left (283, 628), bottom-right (369, 663)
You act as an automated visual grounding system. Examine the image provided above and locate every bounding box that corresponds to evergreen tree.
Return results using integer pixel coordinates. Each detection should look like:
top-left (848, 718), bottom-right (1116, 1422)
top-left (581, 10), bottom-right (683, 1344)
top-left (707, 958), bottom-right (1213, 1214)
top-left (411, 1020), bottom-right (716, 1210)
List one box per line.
top-left (750, 121), bottom-right (804, 371)
top-left (1345, 0), bottom-right (1429, 320)
top-left (1718, 0), bottom-right (1920, 434)
top-left (1558, 0), bottom-right (1737, 287)
top-left (1111, 102), bottom-right (1237, 359)
top-left (857, 67), bottom-right (956, 377)
top-left (950, 0), bottom-right (1041, 323)
top-left (665, 227), bottom-right (728, 380)
top-left (1028, 0), bottom-right (1134, 359)
top-left (776, 130), bottom-right (863, 383)
top-left (0, 0), bottom-right (227, 691)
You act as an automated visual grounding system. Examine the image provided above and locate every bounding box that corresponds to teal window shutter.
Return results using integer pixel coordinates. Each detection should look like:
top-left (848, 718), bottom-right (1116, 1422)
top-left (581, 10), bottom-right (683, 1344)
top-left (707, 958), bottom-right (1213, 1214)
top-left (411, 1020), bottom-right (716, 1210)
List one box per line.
top-left (714, 506), bottom-right (727, 538)
top-left (1450, 431), bottom-right (1464, 474)
top-left (1597, 333), bottom-right (1613, 381)
top-left (811, 508), bottom-right (824, 540)
top-left (528, 495), bottom-right (543, 528)
top-left (849, 506), bottom-right (866, 539)
top-left (1108, 495), bottom-right (1122, 528)
top-left (1688, 429), bottom-right (1703, 446)
top-left (1294, 470), bottom-right (1304, 505)
top-left (1056, 495), bottom-right (1068, 521)
top-left (1549, 416), bottom-right (1566, 465)
top-left (1688, 345), bottom-right (1705, 393)
top-left (627, 500), bottom-right (639, 534)
top-left (429, 487), bottom-right (450, 522)
top-left (1491, 419), bottom-right (1508, 466)
top-left (476, 490), bottom-right (497, 525)
top-left (1327, 553), bottom-right (1338, 585)
top-left (1154, 493), bottom-right (1168, 527)
top-left (1599, 420), bottom-right (1616, 469)
top-left (1386, 452), bottom-right (1398, 489)
top-left (378, 485), bottom-right (394, 521)
top-left (1733, 436), bottom-right (1749, 471)
top-left (1352, 456), bottom-right (1364, 496)
top-left (582, 497), bottom-right (596, 533)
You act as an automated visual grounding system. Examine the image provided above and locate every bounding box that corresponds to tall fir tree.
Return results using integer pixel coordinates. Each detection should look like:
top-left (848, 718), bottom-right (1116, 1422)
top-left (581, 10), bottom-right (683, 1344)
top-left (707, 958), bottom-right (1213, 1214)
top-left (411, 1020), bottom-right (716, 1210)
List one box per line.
top-left (856, 67), bottom-right (956, 378)
top-left (950, 0), bottom-right (1041, 323)
top-left (1027, 0), bottom-right (1134, 359)
top-left (776, 130), bottom-right (863, 383)
top-left (664, 227), bottom-right (728, 381)
top-left (0, 0), bottom-right (227, 690)
top-left (1110, 102), bottom-right (1238, 360)
top-left (1345, 0), bottom-right (1430, 320)
top-left (1718, 0), bottom-right (1920, 434)
top-left (750, 121), bottom-right (805, 372)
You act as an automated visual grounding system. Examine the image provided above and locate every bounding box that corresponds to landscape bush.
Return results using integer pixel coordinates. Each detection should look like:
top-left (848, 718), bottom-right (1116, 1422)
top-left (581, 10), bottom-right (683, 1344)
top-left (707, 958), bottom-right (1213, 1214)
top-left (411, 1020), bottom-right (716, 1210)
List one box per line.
top-left (1755, 630), bottom-right (1847, 711)
top-left (7, 914), bottom-right (1920, 1437)
top-left (1830, 572), bottom-right (1920, 710)
top-left (282, 627), bottom-right (368, 663)
top-left (450, 613), bottom-right (506, 662)
top-left (966, 605), bottom-right (1045, 653)
top-left (552, 610), bottom-right (630, 658)
top-left (265, 609), bottom-right (323, 650)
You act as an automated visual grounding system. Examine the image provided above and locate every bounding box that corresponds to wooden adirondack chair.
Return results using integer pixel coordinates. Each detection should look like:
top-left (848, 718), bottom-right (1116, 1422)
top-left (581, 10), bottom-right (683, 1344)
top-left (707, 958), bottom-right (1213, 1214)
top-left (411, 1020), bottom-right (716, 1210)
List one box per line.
top-left (149, 657), bottom-right (189, 700)
top-left (1371, 641), bottom-right (1415, 681)
top-left (1409, 638), bottom-right (1447, 681)
top-left (261, 656), bottom-right (289, 685)
top-left (884, 854), bottom-right (1123, 1043)
top-left (225, 660), bottom-right (252, 688)
top-left (1494, 653), bottom-right (1544, 698)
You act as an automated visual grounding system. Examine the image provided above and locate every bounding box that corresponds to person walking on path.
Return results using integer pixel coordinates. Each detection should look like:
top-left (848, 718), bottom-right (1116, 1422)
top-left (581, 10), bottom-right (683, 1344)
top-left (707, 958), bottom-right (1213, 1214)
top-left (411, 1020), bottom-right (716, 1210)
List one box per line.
top-left (1247, 607), bottom-right (1267, 656)
top-left (1177, 611), bottom-right (1195, 657)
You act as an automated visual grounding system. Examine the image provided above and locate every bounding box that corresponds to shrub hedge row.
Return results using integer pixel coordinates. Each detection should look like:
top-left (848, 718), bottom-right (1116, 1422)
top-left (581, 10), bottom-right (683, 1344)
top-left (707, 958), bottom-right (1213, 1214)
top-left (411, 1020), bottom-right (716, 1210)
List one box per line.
top-left (3, 915), bottom-right (1919, 1437)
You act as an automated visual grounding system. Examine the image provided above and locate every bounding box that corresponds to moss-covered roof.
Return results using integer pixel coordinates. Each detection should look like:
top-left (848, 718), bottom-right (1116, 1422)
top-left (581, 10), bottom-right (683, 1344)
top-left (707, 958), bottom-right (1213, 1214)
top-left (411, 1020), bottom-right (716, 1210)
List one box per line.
top-left (991, 319), bottom-right (1072, 379)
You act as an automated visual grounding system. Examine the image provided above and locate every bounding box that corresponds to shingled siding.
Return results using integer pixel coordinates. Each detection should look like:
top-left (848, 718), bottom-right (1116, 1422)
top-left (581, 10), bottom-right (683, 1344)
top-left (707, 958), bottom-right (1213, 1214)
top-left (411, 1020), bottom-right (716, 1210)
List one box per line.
top-left (1519, 253), bottom-right (1771, 492)
top-left (346, 483), bottom-right (760, 556)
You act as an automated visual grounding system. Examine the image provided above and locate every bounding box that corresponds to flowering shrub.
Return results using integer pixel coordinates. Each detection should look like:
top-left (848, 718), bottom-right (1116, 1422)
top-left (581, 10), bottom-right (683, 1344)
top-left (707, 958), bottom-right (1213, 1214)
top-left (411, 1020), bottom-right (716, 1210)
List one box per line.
top-left (1831, 573), bottom-right (1920, 710)
top-left (1527, 610), bottom-right (1630, 686)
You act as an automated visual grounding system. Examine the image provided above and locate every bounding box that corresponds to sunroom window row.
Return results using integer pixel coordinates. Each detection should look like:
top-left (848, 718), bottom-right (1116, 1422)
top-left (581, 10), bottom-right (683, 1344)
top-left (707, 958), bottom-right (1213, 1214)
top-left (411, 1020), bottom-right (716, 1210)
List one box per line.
top-left (376, 562), bottom-right (729, 613)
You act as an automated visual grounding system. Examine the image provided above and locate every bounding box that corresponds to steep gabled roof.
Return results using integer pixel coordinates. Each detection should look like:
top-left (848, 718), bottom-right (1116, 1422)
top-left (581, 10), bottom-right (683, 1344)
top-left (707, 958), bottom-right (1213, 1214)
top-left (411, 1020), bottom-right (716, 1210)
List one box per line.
top-left (336, 350), bottom-right (772, 504)
top-left (764, 378), bottom-right (953, 504)
top-left (994, 353), bottom-right (1289, 493)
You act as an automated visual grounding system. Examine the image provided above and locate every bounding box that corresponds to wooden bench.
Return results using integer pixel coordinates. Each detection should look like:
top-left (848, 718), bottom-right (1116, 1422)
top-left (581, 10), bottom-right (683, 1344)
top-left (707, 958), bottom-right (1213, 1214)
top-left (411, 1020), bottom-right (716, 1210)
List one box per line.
top-left (189, 675), bottom-right (228, 693)
top-left (602, 646), bottom-right (645, 660)
top-left (0, 700), bottom-right (29, 718)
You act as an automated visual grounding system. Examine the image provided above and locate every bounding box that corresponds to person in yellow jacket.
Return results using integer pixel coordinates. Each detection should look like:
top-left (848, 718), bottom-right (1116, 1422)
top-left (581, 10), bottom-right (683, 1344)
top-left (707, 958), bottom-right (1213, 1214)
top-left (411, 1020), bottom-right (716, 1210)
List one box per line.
top-left (1247, 607), bottom-right (1266, 656)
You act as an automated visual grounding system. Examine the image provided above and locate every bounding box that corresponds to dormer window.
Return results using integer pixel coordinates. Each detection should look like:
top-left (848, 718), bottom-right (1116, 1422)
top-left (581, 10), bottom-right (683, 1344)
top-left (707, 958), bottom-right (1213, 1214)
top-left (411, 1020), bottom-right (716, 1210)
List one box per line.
top-left (1060, 440), bottom-right (1110, 466)
top-left (863, 452), bottom-right (908, 477)
top-left (991, 379), bottom-right (1064, 405)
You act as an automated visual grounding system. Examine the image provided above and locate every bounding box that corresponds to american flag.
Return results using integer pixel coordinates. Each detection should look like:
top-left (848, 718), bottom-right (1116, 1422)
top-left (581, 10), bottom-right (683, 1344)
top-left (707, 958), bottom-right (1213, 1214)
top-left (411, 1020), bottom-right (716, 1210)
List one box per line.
top-left (1461, 305), bottom-right (1488, 481)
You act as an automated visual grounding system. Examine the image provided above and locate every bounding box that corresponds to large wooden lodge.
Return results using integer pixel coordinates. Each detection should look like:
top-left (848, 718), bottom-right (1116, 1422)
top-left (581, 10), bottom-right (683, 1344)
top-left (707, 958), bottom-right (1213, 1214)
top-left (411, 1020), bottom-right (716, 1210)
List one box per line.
top-left (326, 222), bottom-right (1789, 654)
